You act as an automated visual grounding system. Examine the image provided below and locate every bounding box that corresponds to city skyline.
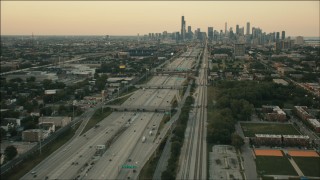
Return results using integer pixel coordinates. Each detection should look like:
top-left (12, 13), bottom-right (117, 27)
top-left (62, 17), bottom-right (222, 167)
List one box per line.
top-left (1, 1), bottom-right (319, 37)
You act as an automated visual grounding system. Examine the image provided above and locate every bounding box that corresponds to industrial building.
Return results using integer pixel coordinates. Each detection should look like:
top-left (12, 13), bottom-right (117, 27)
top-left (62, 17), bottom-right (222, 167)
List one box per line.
top-left (39, 116), bottom-right (71, 128)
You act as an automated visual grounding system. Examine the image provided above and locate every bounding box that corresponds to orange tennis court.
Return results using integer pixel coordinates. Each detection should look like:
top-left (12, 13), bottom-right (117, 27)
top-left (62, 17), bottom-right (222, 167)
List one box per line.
top-left (288, 150), bottom-right (319, 157)
top-left (254, 149), bottom-right (283, 156)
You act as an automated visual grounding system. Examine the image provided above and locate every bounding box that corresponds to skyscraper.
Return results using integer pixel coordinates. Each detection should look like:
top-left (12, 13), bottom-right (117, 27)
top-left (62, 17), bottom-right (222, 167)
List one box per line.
top-left (188, 26), bottom-right (192, 39)
top-left (225, 22), bottom-right (227, 35)
top-left (236, 25), bottom-right (239, 35)
top-left (276, 32), bottom-right (280, 41)
top-left (246, 22), bottom-right (250, 35)
top-left (181, 16), bottom-right (186, 41)
top-left (208, 27), bottom-right (214, 41)
top-left (281, 31), bottom-right (285, 40)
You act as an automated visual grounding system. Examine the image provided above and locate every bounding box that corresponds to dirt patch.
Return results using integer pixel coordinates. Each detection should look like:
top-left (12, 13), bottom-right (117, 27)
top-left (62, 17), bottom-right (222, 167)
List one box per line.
top-left (288, 150), bottom-right (319, 157)
top-left (254, 149), bottom-right (283, 156)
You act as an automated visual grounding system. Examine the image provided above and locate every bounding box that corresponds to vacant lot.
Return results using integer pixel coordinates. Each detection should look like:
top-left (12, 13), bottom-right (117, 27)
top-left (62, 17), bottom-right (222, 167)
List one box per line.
top-left (241, 123), bottom-right (300, 137)
top-left (293, 157), bottom-right (320, 177)
top-left (256, 156), bottom-right (297, 176)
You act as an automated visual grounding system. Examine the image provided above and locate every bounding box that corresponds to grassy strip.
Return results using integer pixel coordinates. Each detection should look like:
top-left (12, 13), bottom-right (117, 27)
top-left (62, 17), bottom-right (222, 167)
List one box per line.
top-left (240, 123), bottom-right (300, 137)
top-left (108, 95), bottom-right (132, 105)
top-left (161, 96), bottom-right (194, 180)
top-left (80, 107), bottom-right (112, 135)
top-left (293, 157), bottom-right (320, 177)
top-left (138, 75), bottom-right (153, 85)
top-left (156, 115), bottom-right (170, 140)
top-left (1, 123), bottom-right (80, 180)
top-left (255, 156), bottom-right (297, 176)
top-left (139, 136), bottom-right (167, 180)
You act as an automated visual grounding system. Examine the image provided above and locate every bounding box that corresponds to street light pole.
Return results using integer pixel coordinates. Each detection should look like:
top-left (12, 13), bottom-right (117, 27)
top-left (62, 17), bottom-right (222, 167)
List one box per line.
top-left (39, 115), bottom-right (42, 155)
top-left (72, 100), bottom-right (77, 129)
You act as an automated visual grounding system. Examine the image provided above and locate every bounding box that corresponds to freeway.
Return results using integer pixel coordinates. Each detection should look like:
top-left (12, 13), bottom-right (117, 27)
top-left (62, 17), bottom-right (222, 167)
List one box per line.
top-left (21, 112), bottom-right (134, 180)
top-left (177, 41), bottom-right (208, 180)
top-left (21, 46), bottom-right (200, 180)
top-left (84, 75), bottom-right (188, 179)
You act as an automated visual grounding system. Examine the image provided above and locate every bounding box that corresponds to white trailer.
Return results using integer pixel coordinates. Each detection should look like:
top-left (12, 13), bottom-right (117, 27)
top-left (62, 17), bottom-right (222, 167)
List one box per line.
top-left (141, 136), bottom-right (146, 143)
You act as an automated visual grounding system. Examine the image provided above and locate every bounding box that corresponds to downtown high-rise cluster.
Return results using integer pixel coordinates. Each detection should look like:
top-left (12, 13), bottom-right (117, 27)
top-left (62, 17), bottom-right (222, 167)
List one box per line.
top-left (143, 16), bottom-right (296, 51)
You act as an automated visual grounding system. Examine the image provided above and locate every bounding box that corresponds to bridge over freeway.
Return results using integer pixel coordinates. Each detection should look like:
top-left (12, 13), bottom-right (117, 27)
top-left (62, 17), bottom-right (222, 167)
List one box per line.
top-left (154, 68), bottom-right (196, 74)
top-left (134, 84), bottom-right (186, 90)
top-left (104, 105), bottom-right (172, 112)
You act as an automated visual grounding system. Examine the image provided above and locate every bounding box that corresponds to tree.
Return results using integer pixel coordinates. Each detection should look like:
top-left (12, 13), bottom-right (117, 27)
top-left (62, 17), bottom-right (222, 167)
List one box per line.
top-left (161, 170), bottom-right (175, 180)
top-left (4, 145), bottom-right (18, 162)
top-left (0, 128), bottom-right (7, 142)
top-left (40, 107), bottom-right (53, 116)
top-left (231, 133), bottom-right (245, 150)
top-left (171, 141), bottom-right (182, 157)
top-left (95, 74), bottom-right (108, 91)
top-left (26, 76), bottom-right (36, 83)
top-left (21, 116), bottom-right (39, 130)
top-left (42, 79), bottom-right (53, 89)
top-left (7, 125), bottom-right (18, 137)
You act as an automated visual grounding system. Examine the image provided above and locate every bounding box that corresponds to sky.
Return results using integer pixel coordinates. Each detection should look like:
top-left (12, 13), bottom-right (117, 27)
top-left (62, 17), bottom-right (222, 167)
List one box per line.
top-left (1, 1), bottom-right (319, 37)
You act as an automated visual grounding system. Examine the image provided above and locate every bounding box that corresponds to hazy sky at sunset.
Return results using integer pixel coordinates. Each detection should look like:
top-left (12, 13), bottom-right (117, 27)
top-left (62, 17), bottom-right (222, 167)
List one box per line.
top-left (1, 1), bottom-right (319, 37)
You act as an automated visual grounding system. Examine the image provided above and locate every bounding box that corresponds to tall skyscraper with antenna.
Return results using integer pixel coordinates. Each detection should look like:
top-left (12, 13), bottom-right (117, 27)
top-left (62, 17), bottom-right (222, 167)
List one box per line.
top-left (181, 16), bottom-right (186, 41)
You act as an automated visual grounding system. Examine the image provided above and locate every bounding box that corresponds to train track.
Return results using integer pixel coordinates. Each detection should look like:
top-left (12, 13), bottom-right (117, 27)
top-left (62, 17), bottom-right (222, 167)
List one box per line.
top-left (177, 44), bottom-right (208, 180)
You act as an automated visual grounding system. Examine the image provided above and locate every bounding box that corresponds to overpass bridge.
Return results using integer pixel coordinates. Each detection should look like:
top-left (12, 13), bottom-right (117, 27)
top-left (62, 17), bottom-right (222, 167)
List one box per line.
top-left (104, 105), bottom-right (172, 112)
top-left (134, 84), bottom-right (186, 90)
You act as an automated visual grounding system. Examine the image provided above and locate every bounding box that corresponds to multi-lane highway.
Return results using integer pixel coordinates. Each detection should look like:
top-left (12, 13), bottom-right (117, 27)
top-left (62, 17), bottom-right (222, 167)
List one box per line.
top-left (21, 45), bottom-right (201, 179)
top-left (177, 42), bottom-right (208, 180)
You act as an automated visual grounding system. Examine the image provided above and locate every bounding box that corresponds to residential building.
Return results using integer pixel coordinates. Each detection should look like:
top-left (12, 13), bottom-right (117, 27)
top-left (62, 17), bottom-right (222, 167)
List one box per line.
top-left (262, 105), bottom-right (287, 122)
top-left (282, 135), bottom-right (309, 147)
top-left (294, 106), bottom-right (313, 121)
top-left (254, 134), bottom-right (282, 146)
top-left (307, 119), bottom-right (320, 133)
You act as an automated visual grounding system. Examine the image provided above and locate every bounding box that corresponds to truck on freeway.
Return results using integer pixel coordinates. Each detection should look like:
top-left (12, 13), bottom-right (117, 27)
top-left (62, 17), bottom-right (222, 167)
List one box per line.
top-left (142, 136), bottom-right (146, 143)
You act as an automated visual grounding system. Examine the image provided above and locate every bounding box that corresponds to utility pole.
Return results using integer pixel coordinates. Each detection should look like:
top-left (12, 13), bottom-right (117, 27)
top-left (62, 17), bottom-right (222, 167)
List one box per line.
top-left (72, 100), bottom-right (77, 129)
top-left (39, 115), bottom-right (42, 155)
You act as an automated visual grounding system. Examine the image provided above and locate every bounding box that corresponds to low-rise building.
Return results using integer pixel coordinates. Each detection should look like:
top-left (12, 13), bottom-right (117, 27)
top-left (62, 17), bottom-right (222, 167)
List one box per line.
top-left (307, 119), bottom-right (320, 133)
top-left (39, 122), bottom-right (55, 133)
top-left (282, 135), bottom-right (309, 147)
top-left (294, 106), bottom-right (313, 121)
top-left (254, 134), bottom-right (282, 146)
top-left (277, 67), bottom-right (296, 76)
top-left (262, 105), bottom-right (287, 122)
top-left (238, 73), bottom-right (253, 81)
top-left (273, 79), bottom-right (288, 86)
top-left (213, 54), bottom-right (229, 60)
top-left (39, 116), bottom-right (71, 128)
top-left (22, 129), bottom-right (49, 142)
top-left (0, 118), bottom-right (21, 131)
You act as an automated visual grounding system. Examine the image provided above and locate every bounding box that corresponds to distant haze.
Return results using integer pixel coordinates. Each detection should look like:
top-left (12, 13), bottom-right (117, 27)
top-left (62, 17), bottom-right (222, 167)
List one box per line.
top-left (1, 1), bottom-right (319, 37)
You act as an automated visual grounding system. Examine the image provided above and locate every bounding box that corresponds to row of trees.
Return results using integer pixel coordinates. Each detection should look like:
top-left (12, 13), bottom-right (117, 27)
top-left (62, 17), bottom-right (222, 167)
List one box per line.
top-left (1, 145), bottom-right (18, 164)
top-left (212, 80), bottom-right (319, 108)
top-left (207, 81), bottom-right (254, 147)
top-left (161, 96), bottom-right (194, 180)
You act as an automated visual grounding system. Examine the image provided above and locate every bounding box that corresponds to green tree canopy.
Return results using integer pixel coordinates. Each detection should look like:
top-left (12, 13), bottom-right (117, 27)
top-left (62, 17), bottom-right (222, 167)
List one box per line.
top-left (231, 133), bottom-right (245, 150)
top-left (4, 145), bottom-right (18, 162)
